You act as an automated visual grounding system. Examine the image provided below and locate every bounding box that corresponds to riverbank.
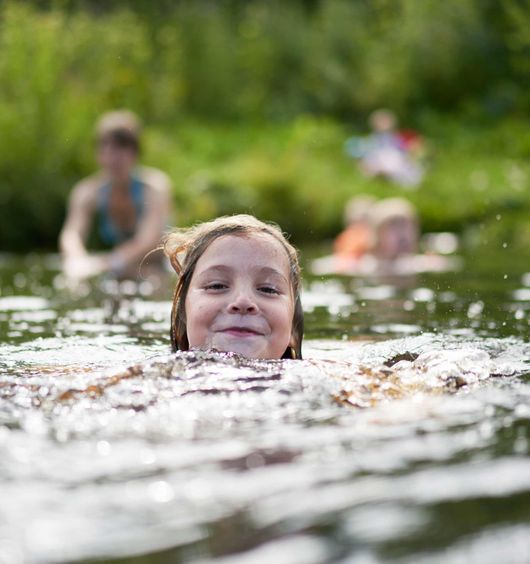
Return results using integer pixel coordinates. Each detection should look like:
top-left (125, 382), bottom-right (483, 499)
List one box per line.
top-left (2, 116), bottom-right (530, 252)
top-left (149, 116), bottom-right (530, 246)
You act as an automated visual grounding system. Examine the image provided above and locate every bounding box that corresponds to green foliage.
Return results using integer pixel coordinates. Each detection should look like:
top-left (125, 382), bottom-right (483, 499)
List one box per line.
top-left (140, 115), bottom-right (530, 247)
top-left (0, 0), bottom-right (529, 250)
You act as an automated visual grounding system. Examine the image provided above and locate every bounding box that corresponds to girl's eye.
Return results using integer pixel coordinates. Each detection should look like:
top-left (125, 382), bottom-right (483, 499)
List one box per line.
top-left (204, 283), bottom-right (227, 291)
top-left (258, 286), bottom-right (280, 295)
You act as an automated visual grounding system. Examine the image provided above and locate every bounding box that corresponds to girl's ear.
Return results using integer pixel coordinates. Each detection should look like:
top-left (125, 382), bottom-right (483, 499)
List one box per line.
top-left (286, 294), bottom-right (304, 360)
top-left (281, 343), bottom-right (297, 360)
top-left (285, 330), bottom-right (301, 360)
top-left (289, 335), bottom-right (298, 359)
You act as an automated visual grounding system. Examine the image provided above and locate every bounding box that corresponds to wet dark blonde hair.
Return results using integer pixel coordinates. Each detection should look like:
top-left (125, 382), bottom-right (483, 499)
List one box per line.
top-left (163, 214), bottom-right (303, 359)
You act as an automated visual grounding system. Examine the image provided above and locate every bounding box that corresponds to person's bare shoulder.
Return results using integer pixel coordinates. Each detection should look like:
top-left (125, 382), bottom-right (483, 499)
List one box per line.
top-left (139, 166), bottom-right (172, 195)
top-left (69, 173), bottom-right (105, 209)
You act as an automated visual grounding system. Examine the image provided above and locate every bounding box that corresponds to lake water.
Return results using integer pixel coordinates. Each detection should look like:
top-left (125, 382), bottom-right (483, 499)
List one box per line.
top-left (0, 251), bottom-right (529, 564)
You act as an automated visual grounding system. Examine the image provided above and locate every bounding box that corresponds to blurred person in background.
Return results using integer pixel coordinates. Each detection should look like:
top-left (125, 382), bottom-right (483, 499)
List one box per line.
top-left (332, 194), bottom-right (376, 270)
top-left (345, 109), bottom-right (425, 188)
top-left (368, 197), bottom-right (459, 274)
top-left (370, 197), bottom-right (419, 261)
top-left (59, 111), bottom-right (172, 281)
top-left (312, 196), bottom-right (425, 276)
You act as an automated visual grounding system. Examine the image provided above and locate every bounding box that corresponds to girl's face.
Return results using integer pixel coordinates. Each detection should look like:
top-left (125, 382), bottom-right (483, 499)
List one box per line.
top-left (185, 234), bottom-right (295, 359)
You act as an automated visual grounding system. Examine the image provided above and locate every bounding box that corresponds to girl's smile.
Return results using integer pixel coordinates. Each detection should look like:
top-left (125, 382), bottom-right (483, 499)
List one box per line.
top-left (184, 234), bottom-right (295, 359)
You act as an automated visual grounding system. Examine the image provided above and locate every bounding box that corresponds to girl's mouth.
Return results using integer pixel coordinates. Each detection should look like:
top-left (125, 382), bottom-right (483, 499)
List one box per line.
top-left (220, 327), bottom-right (262, 337)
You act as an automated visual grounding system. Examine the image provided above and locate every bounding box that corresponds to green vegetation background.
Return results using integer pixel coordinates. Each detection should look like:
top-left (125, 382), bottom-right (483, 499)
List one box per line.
top-left (1, 0), bottom-right (530, 250)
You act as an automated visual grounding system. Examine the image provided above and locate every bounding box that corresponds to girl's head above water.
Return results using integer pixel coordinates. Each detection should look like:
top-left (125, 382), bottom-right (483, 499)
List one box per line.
top-left (163, 215), bottom-right (303, 360)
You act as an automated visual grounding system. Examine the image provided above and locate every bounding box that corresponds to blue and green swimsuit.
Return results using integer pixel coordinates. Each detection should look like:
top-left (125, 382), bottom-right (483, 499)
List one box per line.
top-left (97, 176), bottom-right (144, 245)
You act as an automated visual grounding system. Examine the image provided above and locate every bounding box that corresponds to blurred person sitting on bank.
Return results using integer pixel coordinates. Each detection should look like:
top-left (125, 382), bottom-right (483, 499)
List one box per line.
top-left (59, 111), bottom-right (172, 280)
top-left (344, 109), bottom-right (425, 189)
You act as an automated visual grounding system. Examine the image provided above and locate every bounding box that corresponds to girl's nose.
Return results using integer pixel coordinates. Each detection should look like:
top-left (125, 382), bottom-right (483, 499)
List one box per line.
top-left (228, 291), bottom-right (258, 314)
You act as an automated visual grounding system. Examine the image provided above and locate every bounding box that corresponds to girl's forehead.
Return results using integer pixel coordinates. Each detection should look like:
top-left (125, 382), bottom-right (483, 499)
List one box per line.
top-left (197, 233), bottom-right (291, 271)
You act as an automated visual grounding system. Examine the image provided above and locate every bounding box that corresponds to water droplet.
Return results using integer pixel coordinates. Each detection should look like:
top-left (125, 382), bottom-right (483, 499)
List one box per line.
top-left (97, 440), bottom-right (111, 456)
top-left (14, 273), bottom-right (27, 289)
top-left (467, 301), bottom-right (484, 319)
top-left (514, 435), bottom-right (528, 455)
top-left (149, 480), bottom-right (174, 503)
top-left (411, 288), bottom-right (434, 302)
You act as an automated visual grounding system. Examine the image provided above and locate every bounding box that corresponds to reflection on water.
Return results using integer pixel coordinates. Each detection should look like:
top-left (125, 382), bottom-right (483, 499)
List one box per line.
top-left (0, 252), bottom-right (530, 563)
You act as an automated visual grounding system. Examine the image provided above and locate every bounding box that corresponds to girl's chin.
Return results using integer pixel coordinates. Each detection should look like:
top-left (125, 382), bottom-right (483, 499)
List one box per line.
top-left (207, 334), bottom-right (274, 360)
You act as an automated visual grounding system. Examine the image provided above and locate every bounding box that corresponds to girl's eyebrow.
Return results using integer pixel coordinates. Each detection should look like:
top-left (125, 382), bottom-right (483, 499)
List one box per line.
top-left (259, 266), bottom-right (289, 284)
top-left (200, 265), bottom-right (230, 273)
top-left (195, 265), bottom-right (231, 278)
top-left (198, 264), bottom-right (289, 283)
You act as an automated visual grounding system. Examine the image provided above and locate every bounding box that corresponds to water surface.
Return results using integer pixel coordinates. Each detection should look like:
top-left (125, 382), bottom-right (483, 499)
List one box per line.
top-left (0, 251), bottom-right (529, 563)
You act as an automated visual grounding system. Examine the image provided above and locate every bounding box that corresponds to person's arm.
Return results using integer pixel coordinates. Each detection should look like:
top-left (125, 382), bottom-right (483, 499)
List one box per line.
top-left (59, 179), bottom-right (96, 258)
top-left (59, 178), bottom-right (110, 280)
top-left (104, 170), bottom-right (172, 273)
